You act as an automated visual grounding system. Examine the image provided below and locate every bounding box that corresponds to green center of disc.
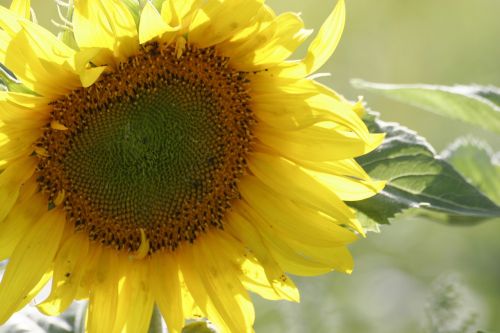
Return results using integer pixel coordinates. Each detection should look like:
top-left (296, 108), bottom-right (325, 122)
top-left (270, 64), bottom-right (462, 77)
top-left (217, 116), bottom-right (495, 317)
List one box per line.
top-left (36, 43), bottom-right (253, 252)
top-left (64, 84), bottom-right (219, 225)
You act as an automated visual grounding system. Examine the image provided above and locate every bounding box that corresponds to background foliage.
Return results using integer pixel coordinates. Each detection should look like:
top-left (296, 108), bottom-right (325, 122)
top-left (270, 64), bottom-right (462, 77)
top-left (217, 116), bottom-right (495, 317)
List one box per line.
top-left (0, 0), bottom-right (498, 332)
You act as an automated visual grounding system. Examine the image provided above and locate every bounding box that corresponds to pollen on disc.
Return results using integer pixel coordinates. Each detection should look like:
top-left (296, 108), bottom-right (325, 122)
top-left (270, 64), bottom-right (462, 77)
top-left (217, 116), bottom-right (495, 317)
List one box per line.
top-left (35, 43), bottom-right (254, 254)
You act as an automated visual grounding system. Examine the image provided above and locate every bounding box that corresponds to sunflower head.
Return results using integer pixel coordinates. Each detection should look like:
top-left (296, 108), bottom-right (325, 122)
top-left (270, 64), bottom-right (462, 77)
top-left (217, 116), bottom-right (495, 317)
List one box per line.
top-left (0, 0), bottom-right (384, 332)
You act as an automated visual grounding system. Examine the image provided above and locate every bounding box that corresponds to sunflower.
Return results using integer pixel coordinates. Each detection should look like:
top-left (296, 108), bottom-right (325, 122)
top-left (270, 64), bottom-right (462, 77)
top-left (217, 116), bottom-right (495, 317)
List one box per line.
top-left (0, 0), bottom-right (384, 332)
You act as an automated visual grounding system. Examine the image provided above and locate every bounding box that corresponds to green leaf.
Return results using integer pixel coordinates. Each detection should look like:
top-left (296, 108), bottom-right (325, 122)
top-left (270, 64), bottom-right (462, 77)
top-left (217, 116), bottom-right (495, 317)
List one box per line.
top-left (442, 138), bottom-right (500, 204)
top-left (356, 210), bottom-right (381, 233)
top-left (0, 63), bottom-right (33, 94)
top-left (475, 86), bottom-right (500, 106)
top-left (347, 111), bottom-right (500, 224)
top-left (351, 80), bottom-right (500, 134)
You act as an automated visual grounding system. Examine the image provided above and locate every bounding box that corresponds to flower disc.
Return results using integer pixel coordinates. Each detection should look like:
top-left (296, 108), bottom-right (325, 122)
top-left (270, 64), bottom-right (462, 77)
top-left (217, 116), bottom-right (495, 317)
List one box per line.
top-left (35, 43), bottom-right (254, 252)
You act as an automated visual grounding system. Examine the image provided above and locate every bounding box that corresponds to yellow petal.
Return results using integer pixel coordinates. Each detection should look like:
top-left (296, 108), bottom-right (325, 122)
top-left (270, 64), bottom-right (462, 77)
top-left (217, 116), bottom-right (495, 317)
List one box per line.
top-left (72, 47), bottom-right (109, 86)
top-left (304, 168), bottom-right (385, 201)
top-left (236, 201), bottom-right (334, 276)
top-left (244, 20), bottom-right (311, 67)
top-left (177, 275), bottom-right (203, 324)
top-left (239, 254), bottom-right (298, 301)
top-left (0, 156), bottom-right (36, 223)
top-left (352, 98), bottom-right (366, 117)
top-left (0, 208), bottom-right (65, 324)
top-left (9, 0), bottom-right (30, 19)
top-left (0, 10), bottom-right (79, 96)
top-left (73, 0), bottom-right (138, 62)
top-left (75, 242), bottom-right (103, 300)
top-left (297, 158), bottom-right (386, 201)
top-left (14, 173), bottom-right (37, 203)
top-left (150, 252), bottom-right (185, 333)
top-left (0, 5), bottom-right (23, 35)
top-left (178, 256), bottom-right (226, 328)
top-left (161, 0), bottom-right (202, 28)
top-left (129, 228), bottom-right (150, 260)
top-left (139, 2), bottom-right (177, 44)
top-left (0, 97), bottom-right (48, 126)
top-left (262, 240), bottom-right (334, 276)
top-left (239, 176), bottom-right (357, 246)
top-left (179, 231), bottom-right (255, 333)
top-left (0, 129), bottom-right (40, 162)
top-left (222, 12), bottom-right (312, 70)
top-left (74, 47), bottom-right (104, 70)
top-left (278, 0), bottom-right (345, 77)
top-left (38, 232), bottom-right (90, 316)
top-left (256, 125), bottom-right (384, 161)
top-left (0, 90), bottom-right (51, 108)
top-left (286, 238), bottom-right (355, 273)
top-left (251, 76), bottom-right (369, 138)
top-left (86, 248), bottom-right (120, 333)
top-left (225, 210), bottom-right (300, 302)
top-left (79, 66), bottom-right (107, 88)
top-left (4, 29), bottom-right (80, 97)
top-left (188, 0), bottom-right (264, 48)
top-left (0, 189), bottom-right (43, 261)
top-left (17, 20), bottom-right (76, 68)
top-left (249, 152), bottom-right (367, 234)
top-left (299, 158), bottom-right (371, 179)
top-left (244, 195), bottom-right (355, 275)
top-left (49, 121), bottom-right (67, 132)
top-left (0, 30), bottom-right (9, 63)
top-left (218, 226), bottom-right (299, 303)
top-left (218, 4), bottom-right (275, 49)
top-left (219, 4), bottom-right (275, 57)
top-left (14, 270), bottom-right (52, 312)
top-left (249, 152), bottom-right (354, 219)
top-left (113, 259), bottom-right (154, 333)
top-left (0, 93), bottom-right (48, 161)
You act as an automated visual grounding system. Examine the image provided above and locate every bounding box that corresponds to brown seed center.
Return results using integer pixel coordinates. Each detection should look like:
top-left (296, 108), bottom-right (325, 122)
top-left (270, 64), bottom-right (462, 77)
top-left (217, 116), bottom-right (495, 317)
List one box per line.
top-left (35, 42), bottom-right (254, 253)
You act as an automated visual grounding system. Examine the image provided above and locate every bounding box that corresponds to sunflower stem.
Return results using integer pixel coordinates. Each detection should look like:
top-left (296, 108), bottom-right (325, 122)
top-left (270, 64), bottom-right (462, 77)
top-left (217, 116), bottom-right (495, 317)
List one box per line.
top-left (148, 305), bottom-right (164, 333)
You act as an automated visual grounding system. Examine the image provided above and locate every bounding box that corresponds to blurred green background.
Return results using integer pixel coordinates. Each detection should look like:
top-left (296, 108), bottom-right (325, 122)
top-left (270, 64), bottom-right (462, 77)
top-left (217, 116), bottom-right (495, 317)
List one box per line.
top-left (1, 0), bottom-right (499, 332)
